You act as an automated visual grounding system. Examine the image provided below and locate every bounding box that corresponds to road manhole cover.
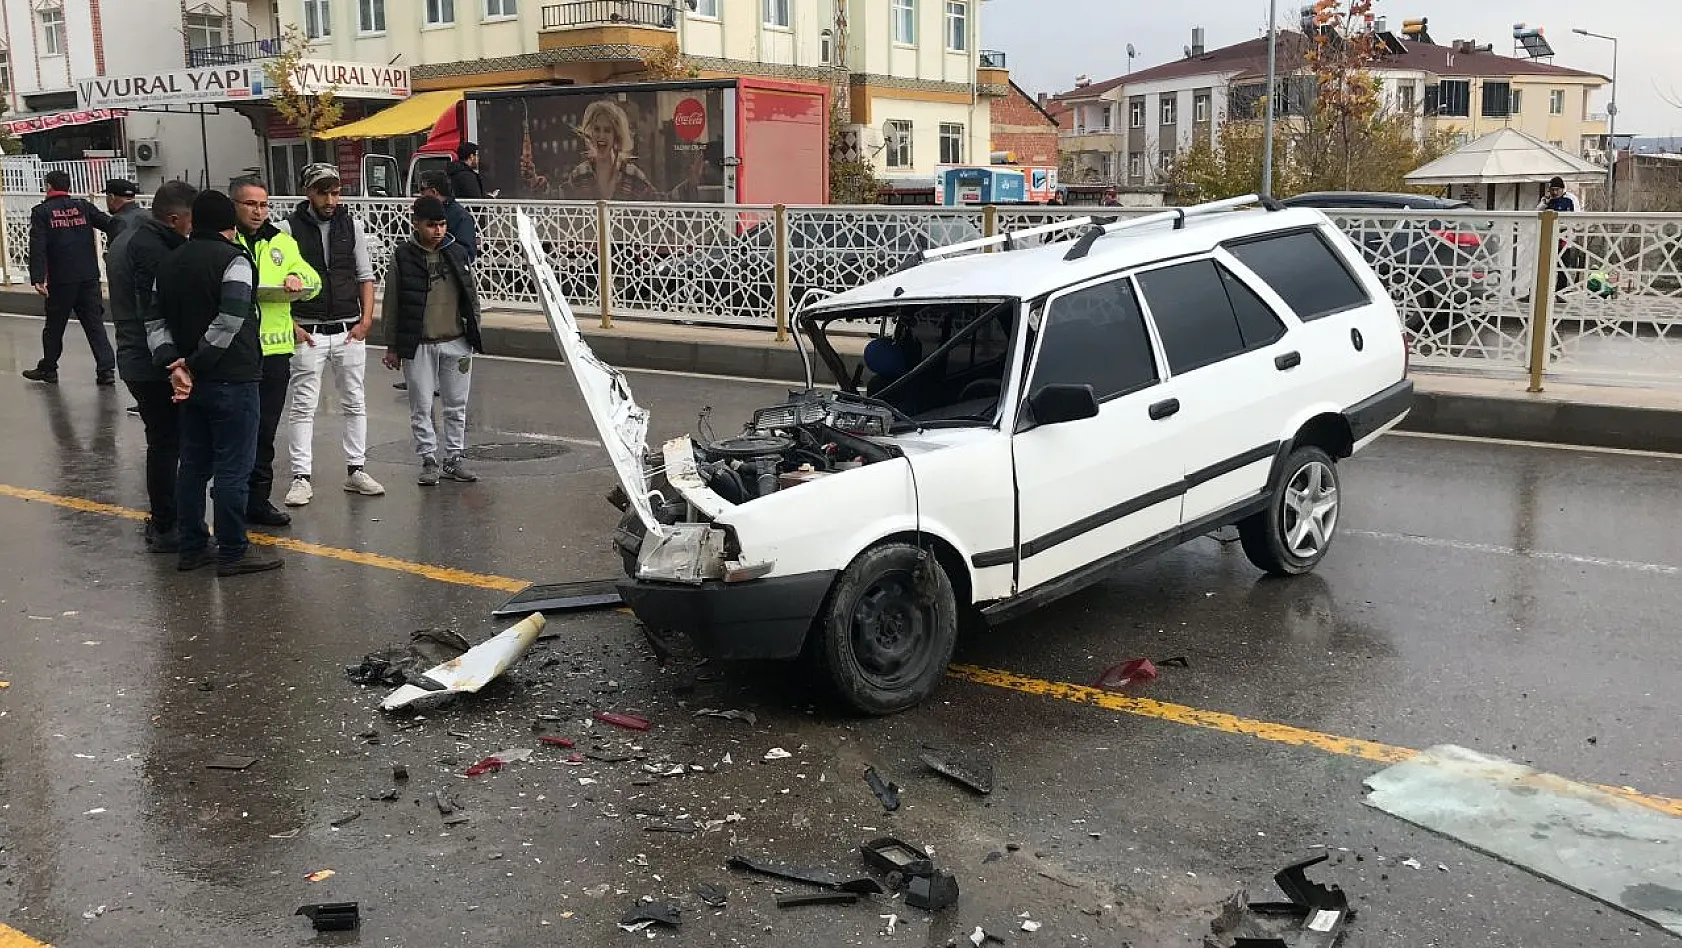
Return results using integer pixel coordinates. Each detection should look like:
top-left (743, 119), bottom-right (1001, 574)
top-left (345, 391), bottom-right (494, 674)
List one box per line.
top-left (464, 442), bottom-right (571, 462)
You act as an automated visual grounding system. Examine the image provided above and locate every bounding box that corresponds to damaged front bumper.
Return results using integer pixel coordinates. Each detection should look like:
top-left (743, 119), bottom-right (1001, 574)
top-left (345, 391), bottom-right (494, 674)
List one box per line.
top-left (617, 570), bottom-right (837, 661)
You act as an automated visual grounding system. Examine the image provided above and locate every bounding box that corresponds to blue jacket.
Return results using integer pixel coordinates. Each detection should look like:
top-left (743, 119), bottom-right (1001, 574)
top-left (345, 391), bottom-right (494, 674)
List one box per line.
top-left (442, 197), bottom-right (478, 263)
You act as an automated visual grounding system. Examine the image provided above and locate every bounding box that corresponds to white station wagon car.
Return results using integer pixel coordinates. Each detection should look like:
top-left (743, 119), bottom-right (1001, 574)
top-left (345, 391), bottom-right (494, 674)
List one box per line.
top-left (518, 195), bottom-right (1413, 715)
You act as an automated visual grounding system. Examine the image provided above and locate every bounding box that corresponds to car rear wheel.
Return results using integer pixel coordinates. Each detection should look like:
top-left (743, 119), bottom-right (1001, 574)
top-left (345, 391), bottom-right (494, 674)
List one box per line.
top-left (815, 543), bottom-right (958, 715)
top-left (1239, 446), bottom-right (1340, 577)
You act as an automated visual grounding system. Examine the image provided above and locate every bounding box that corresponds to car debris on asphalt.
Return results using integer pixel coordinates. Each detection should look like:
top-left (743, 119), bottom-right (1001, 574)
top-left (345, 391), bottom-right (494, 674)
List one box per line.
top-left (864, 766), bottom-right (901, 811)
top-left (726, 854), bottom-right (885, 894)
top-left (1094, 658), bottom-right (1158, 692)
top-left (693, 882), bottom-right (728, 908)
top-left (1203, 854), bottom-right (1351, 948)
top-left (379, 613), bottom-right (547, 711)
top-left (203, 755), bottom-right (259, 771)
top-left (593, 710), bottom-right (652, 731)
top-left (920, 751), bottom-right (993, 795)
top-left (778, 891), bottom-right (860, 908)
top-left (693, 708), bottom-right (758, 725)
top-left (620, 901), bottom-right (682, 929)
top-left (296, 902), bottom-right (359, 931)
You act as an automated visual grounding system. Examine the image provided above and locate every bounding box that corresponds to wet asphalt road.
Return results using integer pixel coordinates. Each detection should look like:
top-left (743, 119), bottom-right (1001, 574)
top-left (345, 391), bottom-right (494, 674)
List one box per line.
top-left (0, 315), bottom-right (1679, 948)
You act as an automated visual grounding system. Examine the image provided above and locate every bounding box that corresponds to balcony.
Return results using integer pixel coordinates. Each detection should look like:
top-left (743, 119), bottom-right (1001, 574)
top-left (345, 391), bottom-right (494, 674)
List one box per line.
top-left (979, 50), bottom-right (1007, 69)
top-left (187, 38), bottom-right (282, 68)
top-left (540, 1), bottom-right (677, 31)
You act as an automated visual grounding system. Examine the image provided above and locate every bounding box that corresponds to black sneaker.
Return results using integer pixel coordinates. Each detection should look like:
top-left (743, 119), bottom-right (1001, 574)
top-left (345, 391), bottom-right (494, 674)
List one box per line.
top-left (217, 546), bottom-right (284, 576)
top-left (247, 504), bottom-right (292, 527)
top-left (21, 368), bottom-right (57, 384)
top-left (145, 521), bottom-right (180, 553)
top-left (96, 374), bottom-right (116, 386)
top-left (177, 547), bottom-right (216, 571)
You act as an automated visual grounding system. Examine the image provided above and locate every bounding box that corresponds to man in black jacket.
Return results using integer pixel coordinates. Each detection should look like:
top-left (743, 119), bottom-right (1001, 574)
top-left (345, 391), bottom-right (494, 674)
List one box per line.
top-left (447, 142), bottom-right (487, 200)
top-left (108, 180), bottom-right (198, 552)
top-left (105, 178), bottom-right (144, 234)
top-left (148, 190), bottom-right (283, 577)
top-left (24, 170), bottom-right (120, 385)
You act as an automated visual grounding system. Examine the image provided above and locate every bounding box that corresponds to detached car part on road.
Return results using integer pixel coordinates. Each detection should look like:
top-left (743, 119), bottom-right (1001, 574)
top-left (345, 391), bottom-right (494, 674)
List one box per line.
top-left (517, 196), bottom-right (1413, 715)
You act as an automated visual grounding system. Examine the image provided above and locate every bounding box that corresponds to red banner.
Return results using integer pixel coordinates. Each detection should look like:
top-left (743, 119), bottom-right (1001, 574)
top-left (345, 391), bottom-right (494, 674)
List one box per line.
top-left (1, 108), bottom-right (128, 136)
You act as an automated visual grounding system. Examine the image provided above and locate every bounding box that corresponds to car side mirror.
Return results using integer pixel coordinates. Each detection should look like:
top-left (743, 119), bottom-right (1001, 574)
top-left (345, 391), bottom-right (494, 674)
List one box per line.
top-left (1022, 383), bottom-right (1099, 430)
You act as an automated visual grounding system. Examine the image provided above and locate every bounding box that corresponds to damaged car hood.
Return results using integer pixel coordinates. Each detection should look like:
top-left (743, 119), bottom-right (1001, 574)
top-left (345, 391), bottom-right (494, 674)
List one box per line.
top-left (517, 212), bottom-right (663, 536)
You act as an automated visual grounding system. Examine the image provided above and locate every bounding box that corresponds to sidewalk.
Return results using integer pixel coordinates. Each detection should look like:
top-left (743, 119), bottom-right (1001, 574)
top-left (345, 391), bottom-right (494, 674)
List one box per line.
top-left (7, 291), bottom-right (1680, 454)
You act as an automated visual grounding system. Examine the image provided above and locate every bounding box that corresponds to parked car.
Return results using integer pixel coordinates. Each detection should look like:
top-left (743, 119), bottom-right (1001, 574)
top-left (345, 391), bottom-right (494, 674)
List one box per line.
top-left (520, 195), bottom-right (1413, 715)
top-left (1280, 191), bottom-right (1502, 325)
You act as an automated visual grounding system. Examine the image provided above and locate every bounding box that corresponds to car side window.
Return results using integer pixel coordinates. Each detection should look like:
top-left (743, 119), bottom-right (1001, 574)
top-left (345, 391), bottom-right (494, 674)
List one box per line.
top-left (1220, 266), bottom-right (1287, 348)
top-left (1031, 278), bottom-right (1158, 401)
top-left (1136, 259), bottom-right (1249, 375)
top-left (1224, 229), bottom-right (1370, 321)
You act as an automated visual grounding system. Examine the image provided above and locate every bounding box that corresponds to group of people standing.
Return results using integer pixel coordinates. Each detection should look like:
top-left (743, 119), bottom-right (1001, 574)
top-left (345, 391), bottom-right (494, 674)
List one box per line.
top-left (25, 161), bottom-right (486, 577)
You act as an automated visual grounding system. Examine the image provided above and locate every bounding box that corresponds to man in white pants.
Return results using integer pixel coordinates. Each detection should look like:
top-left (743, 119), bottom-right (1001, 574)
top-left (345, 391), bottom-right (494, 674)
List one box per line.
top-left (279, 163), bottom-right (385, 504)
top-left (380, 196), bottom-right (482, 484)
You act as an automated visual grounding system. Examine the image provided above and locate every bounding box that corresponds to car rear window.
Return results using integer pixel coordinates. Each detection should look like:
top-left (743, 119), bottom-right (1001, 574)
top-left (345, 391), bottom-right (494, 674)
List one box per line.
top-left (1224, 229), bottom-right (1370, 321)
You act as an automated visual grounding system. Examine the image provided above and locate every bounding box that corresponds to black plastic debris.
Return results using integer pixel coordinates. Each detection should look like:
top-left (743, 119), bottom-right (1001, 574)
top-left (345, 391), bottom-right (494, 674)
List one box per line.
top-left (368, 788), bottom-right (399, 802)
top-left (620, 902), bottom-right (682, 927)
top-left (346, 630), bottom-right (471, 687)
top-left (1158, 655), bottom-right (1191, 668)
top-left (920, 751), bottom-right (993, 795)
top-left (296, 902), bottom-right (359, 931)
top-left (330, 810), bottom-right (362, 828)
top-left (726, 855), bottom-right (884, 894)
top-left (905, 871), bottom-right (960, 911)
top-left (778, 892), bottom-right (860, 908)
top-left (493, 580), bottom-right (623, 618)
top-left (434, 789), bottom-right (470, 826)
top-left (204, 755), bottom-right (259, 771)
top-left (865, 766), bottom-right (902, 811)
top-left (392, 763), bottom-right (409, 782)
top-left (861, 837), bottom-right (933, 879)
top-left (694, 882), bottom-right (728, 908)
top-left (1205, 854), bottom-right (1352, 948)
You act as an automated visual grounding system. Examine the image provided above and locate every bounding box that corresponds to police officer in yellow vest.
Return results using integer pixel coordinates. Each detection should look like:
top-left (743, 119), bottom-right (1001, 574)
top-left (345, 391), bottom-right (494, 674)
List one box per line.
top-left (232, 177), bottom-right (321, 527)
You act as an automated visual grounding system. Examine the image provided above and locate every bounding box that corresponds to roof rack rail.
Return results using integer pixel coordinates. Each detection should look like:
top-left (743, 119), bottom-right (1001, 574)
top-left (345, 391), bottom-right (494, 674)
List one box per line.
top-left (913, 216), bottom-right (1098, 265)
top-left (1062, 194), bottom-right (1271, 261)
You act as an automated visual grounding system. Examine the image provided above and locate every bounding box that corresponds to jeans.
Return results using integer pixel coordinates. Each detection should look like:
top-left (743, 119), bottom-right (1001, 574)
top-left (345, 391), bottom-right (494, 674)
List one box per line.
top-left (40, 280), bottom-right (116, 376)
top-left (126, 379), bottom-right (180, 533)
top-left (177, 380), bottom-right (260, 564)
top-left (402, 337), bottom-right (474, 460)
top-left (287, 329), bottom-right (368, 476)
top-left (249, 354), bottom-right (291, 510)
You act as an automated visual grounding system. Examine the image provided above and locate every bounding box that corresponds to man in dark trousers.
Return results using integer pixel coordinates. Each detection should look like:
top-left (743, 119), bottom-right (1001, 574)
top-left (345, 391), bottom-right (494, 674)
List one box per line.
top-left (447, 142), bottom-right (487, 200)
top-left (148, 190), bottom-right (283, 577)
top-left (24, 170), bottom-right (119, 385)
top-left (108, 180), bottom-right (198, 552)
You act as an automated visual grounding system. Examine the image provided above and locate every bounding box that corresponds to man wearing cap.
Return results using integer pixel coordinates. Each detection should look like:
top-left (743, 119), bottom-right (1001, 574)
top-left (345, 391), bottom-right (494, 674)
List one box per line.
top-left (148, 190), bottom-right (283, 576)
top-left (1538, 176), bottom-right (1584, 295)
top-left (447, 142), bottom-right (487, 200)
top-left (23, 170), bottom-right (120, 385)
top-left (381, 196), bottom-right (484, 486)
top-left (233, 177), bottom-right (320, 527)
top-left (105, 179), bottom-right (144, 234)
top-left (277, 163), bottom-right (385, 505)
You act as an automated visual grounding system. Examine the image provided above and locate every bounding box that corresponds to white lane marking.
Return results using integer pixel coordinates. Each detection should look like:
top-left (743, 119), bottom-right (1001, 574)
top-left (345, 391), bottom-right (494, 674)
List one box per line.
top-left (1386, 429), bottom-right (1682, 461)
top-left (483, 429), bottom-right (602, 449)
top-left (1347, 529), bottom-right (1681, 576)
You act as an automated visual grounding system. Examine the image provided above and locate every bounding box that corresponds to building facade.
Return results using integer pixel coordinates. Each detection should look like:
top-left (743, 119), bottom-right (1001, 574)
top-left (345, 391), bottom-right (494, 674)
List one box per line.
top-left (988, 79), bottom-right (1057, 166)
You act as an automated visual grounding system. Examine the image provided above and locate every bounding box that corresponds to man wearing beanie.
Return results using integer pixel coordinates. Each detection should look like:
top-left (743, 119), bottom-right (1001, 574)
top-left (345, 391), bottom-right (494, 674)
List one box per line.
top-left (148, 190), bottom-right (283, 577)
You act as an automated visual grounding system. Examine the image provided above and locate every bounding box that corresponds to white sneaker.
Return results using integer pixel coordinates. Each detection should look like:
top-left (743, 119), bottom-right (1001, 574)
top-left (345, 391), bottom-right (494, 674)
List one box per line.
top-left (344, 470), bottom-right (386, 496)
top-left (284, 476), bottom-right (313, 507)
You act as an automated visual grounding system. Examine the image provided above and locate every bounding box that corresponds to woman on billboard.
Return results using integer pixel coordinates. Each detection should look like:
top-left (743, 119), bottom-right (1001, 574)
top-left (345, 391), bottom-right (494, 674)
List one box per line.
top-left (560, 100), bottom-right (659, 201)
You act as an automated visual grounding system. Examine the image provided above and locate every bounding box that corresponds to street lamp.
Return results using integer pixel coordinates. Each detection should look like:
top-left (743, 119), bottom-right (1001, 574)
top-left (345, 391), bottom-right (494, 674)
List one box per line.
top-left (1573, 28), bottom-right (1618, 209)
top-left (1262, 0), bottom-right (1278, 196)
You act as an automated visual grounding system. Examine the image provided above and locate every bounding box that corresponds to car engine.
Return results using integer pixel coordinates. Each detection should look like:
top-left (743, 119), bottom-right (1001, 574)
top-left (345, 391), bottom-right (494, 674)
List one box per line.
top-left (693, 391), bottom-right (901, 503)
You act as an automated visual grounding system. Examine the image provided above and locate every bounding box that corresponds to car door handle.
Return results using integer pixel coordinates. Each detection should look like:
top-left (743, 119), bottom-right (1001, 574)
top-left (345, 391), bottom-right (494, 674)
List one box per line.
top-left (1149, 398), bottom-right (1180, 420)
top-left (1275, 351), bottom-right (1302, 371)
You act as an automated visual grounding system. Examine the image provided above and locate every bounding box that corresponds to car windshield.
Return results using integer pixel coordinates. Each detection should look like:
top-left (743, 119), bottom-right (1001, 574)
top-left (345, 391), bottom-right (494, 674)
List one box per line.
top-left (800, 299), bottom-right (1017, 426)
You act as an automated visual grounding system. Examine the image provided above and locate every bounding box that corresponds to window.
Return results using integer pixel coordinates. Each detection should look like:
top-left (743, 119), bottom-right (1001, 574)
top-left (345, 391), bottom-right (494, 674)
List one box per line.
top-left (763, 0), bottom-right (789, 26)
top-left (1033, 279), bottom-right (1158, 401)
top-left (1510, 89), bottom-right (1522, 113)
top-left (1158, 151), bottom-right (1174, 174)
top-left (1435, 79), bottom-right (1470, 117)
top-left (1094, 105), bottom-right (1109, 131)
top-left (1225, 229), bottom-right (1369, 322)
top-left (1138, 260), bottom-right (1277, 374)
top-left (1549, 89), bottom-right (1565, 115)
top-left (1397, 84), bottom-right (1416, 114)
top-left (1129, 100), bottom-right (1145, 128)
top-left (945, 1), bottom-right (966, 51)
top-left (691, 0), bottom-right (718, 16)
top-left (304, 0), bottom-right (331, 38)
top-left (185, 13), bottom-right (226, 49)
top-left (1160, 96), bottom-right (1177, 125)
top-left (892, 0), bottom-right (914, 43)
top-left (425, 0), bottom-right (454, 25)
top-left (39, 8), bottom-right (66, 57)
top-left (0, 50), bottom-right (9, 93)
top-left (939, 123), bottom-right (964, 164)
top-left (1193, 94), bottom-right (1211, 123)
top-left (360, 0), bottom-right (386, 32)
top-left (1480, 81), bottom-right (1512, 118)
top-left (885, 120), bottom-right (912, 168)
top-left (1127, 152), bottom-right (1144, 178)
top-left (485, 0), bottom-right (517, 17)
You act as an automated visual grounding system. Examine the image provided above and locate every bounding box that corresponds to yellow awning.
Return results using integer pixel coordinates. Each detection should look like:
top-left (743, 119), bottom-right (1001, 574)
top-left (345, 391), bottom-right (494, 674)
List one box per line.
top-left (316, 90), bottom-right (463, 140)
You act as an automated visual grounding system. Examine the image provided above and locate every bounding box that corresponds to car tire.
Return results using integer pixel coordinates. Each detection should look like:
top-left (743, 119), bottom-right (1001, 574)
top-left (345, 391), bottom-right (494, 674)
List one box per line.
top-left (814, 542), bottom-right (958, 715)
top-left (1238, 446), bottom-right (1341, 577)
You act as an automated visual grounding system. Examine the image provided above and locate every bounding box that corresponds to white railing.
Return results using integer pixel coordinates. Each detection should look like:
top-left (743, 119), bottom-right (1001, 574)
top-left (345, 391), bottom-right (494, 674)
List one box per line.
top-left (0, 157), bottom-right (136, 196)
top-left (3, 195), bottom-right (1677, 386)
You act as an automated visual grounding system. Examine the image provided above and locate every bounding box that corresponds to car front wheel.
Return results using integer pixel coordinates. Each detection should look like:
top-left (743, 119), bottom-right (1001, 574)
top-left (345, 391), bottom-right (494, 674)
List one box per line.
top-left (815, 543), bottom-right (958, 715)
top-left (1239, 446), bottom-right (1341, 576)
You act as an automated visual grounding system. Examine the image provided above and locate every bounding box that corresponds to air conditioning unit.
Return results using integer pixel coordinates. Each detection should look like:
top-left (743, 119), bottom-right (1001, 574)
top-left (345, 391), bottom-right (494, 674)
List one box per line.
top-left (133, 139), bottom-right (163, 167)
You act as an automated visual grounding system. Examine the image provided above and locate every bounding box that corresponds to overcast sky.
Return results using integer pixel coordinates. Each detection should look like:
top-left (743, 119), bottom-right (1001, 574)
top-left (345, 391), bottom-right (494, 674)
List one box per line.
top-left (981, 0), bottom-right (1680, 138)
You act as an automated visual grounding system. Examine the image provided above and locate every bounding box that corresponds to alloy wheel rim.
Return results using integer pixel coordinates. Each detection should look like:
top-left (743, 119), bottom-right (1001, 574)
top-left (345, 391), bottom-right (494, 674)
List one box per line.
top-left (1282, 461), bottom-right (1338, 559)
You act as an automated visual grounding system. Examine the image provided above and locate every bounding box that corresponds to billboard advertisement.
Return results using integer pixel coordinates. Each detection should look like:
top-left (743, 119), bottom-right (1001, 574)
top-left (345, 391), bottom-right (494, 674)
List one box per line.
top-left (477, 87), bottom-right (729, 203)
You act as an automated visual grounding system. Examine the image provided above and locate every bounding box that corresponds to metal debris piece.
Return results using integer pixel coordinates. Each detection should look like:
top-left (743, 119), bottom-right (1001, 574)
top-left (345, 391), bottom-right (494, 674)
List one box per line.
top-left (694, 883), bottom-right (728, 907)
top-left (920, 752), bottom-right (993, 795)
top-left (880, 914), bottom-right (899, 935)
top-left (865, 766), bottom-right (901, 811)
top-left (330, 810), bottom-right (362, 828)
top-left (1094, 657), bottom-right (1158, 691)
top-left (779, 892), bottom-right (859, 908)
top-left (380, 613), bottom-right (547, 711)
top-left (204, 755), bottom-right (259, 771)
top-left (763, 747), bottom-right (793, 761)
top-left (296, 902), bottom-right (359, 931)
top-left (492, 579), bottom-right (623, 618)
top-left (726, 855), bottom-right (884, 893)
top-left (905, 871), bottom-right (960, 911)
top-left (620, 902), bottom-right (682, 928)
top-left (593, 710), bottom-right (651, 731)
top-left (694, 708), bottom-right (758, 725)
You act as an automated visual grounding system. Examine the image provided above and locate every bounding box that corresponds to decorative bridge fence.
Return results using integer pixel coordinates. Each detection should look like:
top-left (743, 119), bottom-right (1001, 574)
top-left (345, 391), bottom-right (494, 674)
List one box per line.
top-left (2, 195), bottom-right (1678, 387)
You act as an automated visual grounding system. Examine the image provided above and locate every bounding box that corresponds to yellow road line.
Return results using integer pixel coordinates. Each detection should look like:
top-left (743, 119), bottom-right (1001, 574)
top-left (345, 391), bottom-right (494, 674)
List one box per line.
top-left (4, 481), bottom-right (1678, 818)
top-left (0, 923), bottom-right (51, 947)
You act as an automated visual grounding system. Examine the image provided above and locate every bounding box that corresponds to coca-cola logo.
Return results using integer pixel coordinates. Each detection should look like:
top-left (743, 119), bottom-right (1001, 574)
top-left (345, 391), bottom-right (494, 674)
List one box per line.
top-left (673, 98), bottom-right (706, 142)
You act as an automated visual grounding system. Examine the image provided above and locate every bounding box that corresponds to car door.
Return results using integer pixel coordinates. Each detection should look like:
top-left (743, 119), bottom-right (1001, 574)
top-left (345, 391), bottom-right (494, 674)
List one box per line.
top-left (1010, 275), bottom-right (1185, 592)
top-left (1134, 257), bottom-right (1295, 525)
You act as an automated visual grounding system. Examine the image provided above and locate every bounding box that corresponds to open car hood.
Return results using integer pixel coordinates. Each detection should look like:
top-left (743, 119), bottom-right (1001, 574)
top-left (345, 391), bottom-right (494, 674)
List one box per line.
top-left (517, 212), bottom-right (664, 537)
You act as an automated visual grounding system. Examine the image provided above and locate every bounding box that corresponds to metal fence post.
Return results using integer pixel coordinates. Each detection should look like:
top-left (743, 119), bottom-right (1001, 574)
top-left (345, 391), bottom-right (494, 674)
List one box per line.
top-left (982, 204), bottom-right (997, 244)
top-left (0, 192), bottom-right (11, 286)
top-left (597, 200), bottom-right (613, 330)
top-left (774, 204), bottom-right (790, 342)
top-left (1527, 210), bottom-right (1559, 393)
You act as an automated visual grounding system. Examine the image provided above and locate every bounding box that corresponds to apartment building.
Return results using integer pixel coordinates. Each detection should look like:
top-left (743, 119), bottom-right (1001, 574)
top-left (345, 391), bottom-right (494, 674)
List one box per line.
top-left (1052, 25), bottom-right (1608, 188)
